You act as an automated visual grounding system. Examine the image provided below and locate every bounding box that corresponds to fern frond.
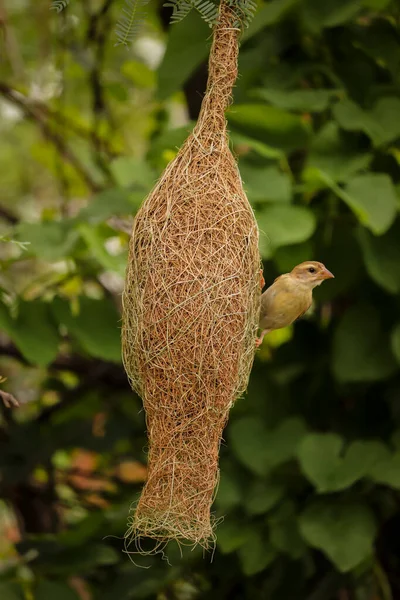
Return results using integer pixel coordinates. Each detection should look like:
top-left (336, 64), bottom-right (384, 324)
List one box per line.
top-left (50, 0), bottom-right (70, 13)
top-left (164, 0), bottom-right (194, 24)
top-left (193, 0), bottom-right (218, 25)
top-left (114, 0), bottom-right (150, 47)
top-left (226, 0), bottom-right (257, 28)
top-left (164, 0), bottom-right (256, 29)
top-left (164, 0), bottom-right (218, 27)
top-left (196, 0), bottom-right (218, 22)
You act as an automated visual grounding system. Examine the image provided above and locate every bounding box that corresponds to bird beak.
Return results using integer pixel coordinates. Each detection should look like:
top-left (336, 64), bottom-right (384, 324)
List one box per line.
top-left (322, 267), bottom-right (334, 279)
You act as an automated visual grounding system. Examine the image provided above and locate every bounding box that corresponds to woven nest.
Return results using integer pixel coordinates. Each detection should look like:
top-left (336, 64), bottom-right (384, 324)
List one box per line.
top-left (122, 0), bottom-right (261, 553)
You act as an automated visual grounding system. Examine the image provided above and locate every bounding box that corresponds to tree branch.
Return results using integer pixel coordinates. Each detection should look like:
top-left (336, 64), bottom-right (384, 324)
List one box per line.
top-left (0, 0), bottom-right (25, 78)
top-left (0, 342), bottom-right (122, 379)
top-left (0, 205), bottom-right (18, 224)
top-left (0, 83), bottom-right (101, 192)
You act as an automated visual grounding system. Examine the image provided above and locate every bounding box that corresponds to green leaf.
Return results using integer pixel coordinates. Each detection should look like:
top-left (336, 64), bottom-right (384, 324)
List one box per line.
top-left (157, 11), bottom-right (209, 99)
top-left (217, 521), bottom-right (252, 554)
top-left (58, 512), bottom-right (105, 546)
top-left (304, 169), bottom-right (397, 235)
top-left (392, 324), bottom-right (400, 365)
top-left (0, 582), bottom-right (24, 600)
top-left (273, 243), bottom-right (313, 276)
top-left (35, 544), bottom-right (119, 576)
top-left (231, 132), bottom-right (285, 160)
top-left (107, 83), bottom-right (129, 102)
top-left (297, 434), bottom-right (388, 492)
top-left (240, 163), bottom-right (291, 203)
top-left (362, 0), bottom-right (391, 7)
top-left (109, 157), bottom-right (155, 189)
top-left (256, 205), bottom-right (316, 258)
top-left (229, 417), bottom-right (270, 476)
top-left (78, 223), bottom-right (127, 276)
top-left (306, 122), bottom-right (372, 183)
top-left (35, 581), bottom-right (80, 600)
top-left (215, 471), bottom-right (242, 511)
top-left (243, 0), bottom-right (300, 41)
top-left (17, 220), bottom-right (79, 261)
top-left (79, 189), bottom-right (140, 223)
top-left (252, 88), bottom-right (340, 112)
top-left (343, 174), bottom-right (397, 235)
top-left (358, 223), bottom-right (400, 294)
top-left (87, 545), bottom-right (120, 566)
top-left (354, 19), bottom-right (400, 78)
top-left (265, 418), bottom-right (308, 466)
top-left (121, 59), bottom-right (156, 88)
top-left (334, 97), bottom-right (400, 147)
top-left (147, 123), bottom-right (195, 165)
top-left (333, 304), bottom-right (398, 382)
top-left (299, 500), bottom-right (377, 572)
top-left (52, 296), bottom-right (121, 363)
top-left (0, 300), bottom-right (59, 366)
top-left (368, 451), bottom-right (400, 488)
top-left (95, 567), bottom-right (165, 600)
top-left (0, 303), bottom-right (14, 334)
top-left (228, 104), bottom-right (311, 152)
top-left (301, 0), bottom-right (364, 31)
top-left (260, 62), bottom-right (305, 92)
top-left (268, 501), bottom-right (306, 559)
top-left (229, 417), bottom-right (307, 475)
top-left (245, 480), bottom-right (285, 515)
top-left (238, 530), bottom-right (277, 576)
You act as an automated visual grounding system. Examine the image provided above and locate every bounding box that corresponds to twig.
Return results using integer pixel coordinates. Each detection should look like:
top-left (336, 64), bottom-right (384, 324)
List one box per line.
top-left (19, 93), bottom-right (116, 156)
top-left (0, 0), bottom-right (25, 78)
top-left (0, 206), bottom-right (18, 224)
top-left (0, 389), bottom-right (19, 408)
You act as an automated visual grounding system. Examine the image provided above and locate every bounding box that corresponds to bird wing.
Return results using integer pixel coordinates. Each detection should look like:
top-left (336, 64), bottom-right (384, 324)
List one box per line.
top-left (296, 304), bottom-right (312, 320)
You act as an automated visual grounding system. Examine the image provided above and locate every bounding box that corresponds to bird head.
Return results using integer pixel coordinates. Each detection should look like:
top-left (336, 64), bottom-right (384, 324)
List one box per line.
top-left (290, 261), bottom-right (334, 289)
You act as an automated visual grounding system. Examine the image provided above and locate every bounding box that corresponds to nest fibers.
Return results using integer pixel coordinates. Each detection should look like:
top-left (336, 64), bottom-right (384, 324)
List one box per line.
top-left (122, 0), bottom-right (261, 553)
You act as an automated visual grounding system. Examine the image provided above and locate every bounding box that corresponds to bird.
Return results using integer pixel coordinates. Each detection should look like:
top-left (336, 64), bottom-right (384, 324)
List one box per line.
top-left (256, 261), bottom-right (334, 347)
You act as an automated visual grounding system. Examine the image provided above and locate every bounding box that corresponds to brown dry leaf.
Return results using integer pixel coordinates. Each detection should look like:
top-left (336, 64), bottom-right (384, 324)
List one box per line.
top-left (68, 473), bottom-right (116, 492)
top-left (92, 412), bottom-right (107, 437)
top-left (115, 460), bottom-right (147, 483)
top-left (69, 577), bottom-right (92, 600)
top-left (71, 449), bottom-right (98, 474)
top-left (234, 143), bottom-right (251, 156)
top-left (4, 524), bottom-right (21, 544)
top-left (84, 494), bottom-right (110, 509)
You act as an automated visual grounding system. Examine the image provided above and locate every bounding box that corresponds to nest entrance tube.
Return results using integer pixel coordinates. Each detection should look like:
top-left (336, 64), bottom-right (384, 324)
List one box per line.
top-left (122, 0), bottom-right (261, 552)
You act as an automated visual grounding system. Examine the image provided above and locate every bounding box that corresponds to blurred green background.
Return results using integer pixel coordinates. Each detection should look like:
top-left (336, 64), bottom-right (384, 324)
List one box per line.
top-left (1, 0), bottom-right (400, 598)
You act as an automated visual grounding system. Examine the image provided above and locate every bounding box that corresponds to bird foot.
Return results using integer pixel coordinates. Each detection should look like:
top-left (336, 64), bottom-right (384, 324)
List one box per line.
top-left (260, 269), bottom-right (265, 290)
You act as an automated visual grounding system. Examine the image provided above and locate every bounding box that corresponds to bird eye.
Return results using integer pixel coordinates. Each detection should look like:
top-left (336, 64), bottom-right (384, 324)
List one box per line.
top-left (308, 267), bottom-right (316, 273)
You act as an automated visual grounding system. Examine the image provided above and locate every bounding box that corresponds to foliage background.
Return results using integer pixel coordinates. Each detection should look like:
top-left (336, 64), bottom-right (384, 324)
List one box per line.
top-left (1, 0), bottom-right (400, 598)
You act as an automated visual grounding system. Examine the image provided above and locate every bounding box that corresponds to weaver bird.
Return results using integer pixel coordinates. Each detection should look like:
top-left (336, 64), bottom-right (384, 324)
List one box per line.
top-left (256, 261), bottom-right (334, 347)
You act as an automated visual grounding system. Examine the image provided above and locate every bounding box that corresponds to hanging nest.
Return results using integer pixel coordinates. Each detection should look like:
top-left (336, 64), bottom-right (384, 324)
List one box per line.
top-left (122, 0), bottom-right (261, 553)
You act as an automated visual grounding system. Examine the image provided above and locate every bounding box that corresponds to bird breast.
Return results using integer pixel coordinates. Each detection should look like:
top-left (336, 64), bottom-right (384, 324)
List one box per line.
top-left (259, 280), bottom-right (312, 331)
